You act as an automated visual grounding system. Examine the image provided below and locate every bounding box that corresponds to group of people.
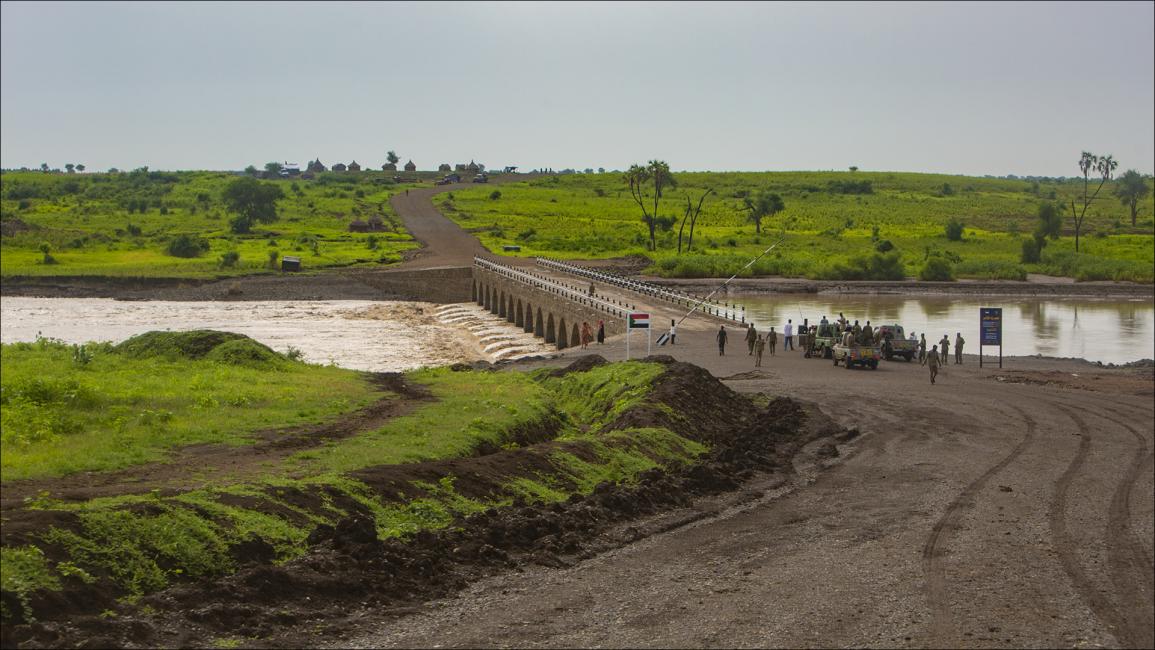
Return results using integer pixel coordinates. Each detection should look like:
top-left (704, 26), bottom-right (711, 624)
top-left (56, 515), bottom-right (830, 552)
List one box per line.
top-left (577, 320), bottom-right (606, 349)
top-left (711, 313), bottom-right (967, 385)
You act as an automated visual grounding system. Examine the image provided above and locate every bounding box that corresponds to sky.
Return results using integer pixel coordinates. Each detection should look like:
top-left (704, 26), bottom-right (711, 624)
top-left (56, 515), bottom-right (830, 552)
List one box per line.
top-left (2, 1), bottom-right (1153, 177)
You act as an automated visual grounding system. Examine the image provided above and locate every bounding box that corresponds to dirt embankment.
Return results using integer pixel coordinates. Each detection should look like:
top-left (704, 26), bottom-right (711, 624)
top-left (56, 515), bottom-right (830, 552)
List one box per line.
top-left (1, 356), bottom-right (843, 649)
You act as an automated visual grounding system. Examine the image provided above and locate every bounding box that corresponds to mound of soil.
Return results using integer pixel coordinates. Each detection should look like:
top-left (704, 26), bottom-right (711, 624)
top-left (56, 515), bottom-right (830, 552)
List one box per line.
top-left (2, 360), bottom-right (840, 649)
top-left (114, 330), bottom-right (263, 360)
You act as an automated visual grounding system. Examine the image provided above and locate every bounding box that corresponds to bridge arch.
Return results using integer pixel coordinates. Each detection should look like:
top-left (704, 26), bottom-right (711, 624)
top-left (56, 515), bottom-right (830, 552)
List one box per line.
top-left (571, 322), bottom-right (581, 347)
top-left (524, 302), bottom-right (534, 333)
top-left (498, 291), bottom-right (507, 318)
top-left (506, 295), bottom-right (515, 323)
top-left (471, 279), bottom-right (477, 303)
top-left (484, 285), bottom-right (493, 311)
top-left (515, 299), bottom-right (524, 327)
top-left (557, 318), bottom-right (569, 349)
top-left (535, 308), bottom-right (544, 337)
top-left (545, 313), bottom-right (556, 344)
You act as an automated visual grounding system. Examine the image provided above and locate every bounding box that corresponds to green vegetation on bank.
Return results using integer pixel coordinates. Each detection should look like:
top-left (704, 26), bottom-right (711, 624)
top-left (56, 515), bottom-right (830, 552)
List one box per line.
top-left (0, 169), bottom-right (418, 278)
top-left (0, 333), bottom-right (707, 621)
top-left (441, 171), bottom-right (1154, 282)
top-left (0, 332), bottom-right (385, 480)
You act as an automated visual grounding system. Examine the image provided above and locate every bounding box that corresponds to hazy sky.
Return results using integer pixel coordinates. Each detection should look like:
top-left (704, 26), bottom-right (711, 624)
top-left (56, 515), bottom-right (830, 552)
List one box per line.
top-left (2, 1), bottom-right (1152, 176)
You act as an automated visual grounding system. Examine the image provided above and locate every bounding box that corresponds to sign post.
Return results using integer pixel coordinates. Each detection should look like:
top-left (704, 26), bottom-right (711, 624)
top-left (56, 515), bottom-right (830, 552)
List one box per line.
top-left (627, 312), bottom-right (650, 360)
top-left (979, 307), bottom-right (1002, 368)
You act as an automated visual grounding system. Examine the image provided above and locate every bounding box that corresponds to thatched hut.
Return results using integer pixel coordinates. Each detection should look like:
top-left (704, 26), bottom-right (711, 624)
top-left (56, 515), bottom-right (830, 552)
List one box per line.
top-left (404, 160), bottom-right (417, 172)
top-left (347, 161), bottom-right (361, 172)
top-left (332, 163), bottom-right (347, 172)
top-left (383, 162), bottom-right (397, 171)
top-left (438, 163), bottom-right (452, 172)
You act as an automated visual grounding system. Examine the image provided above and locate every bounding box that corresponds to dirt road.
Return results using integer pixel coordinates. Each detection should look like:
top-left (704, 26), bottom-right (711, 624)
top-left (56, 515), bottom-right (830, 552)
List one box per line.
top-left (335, 337), bottom-right (1154, 649)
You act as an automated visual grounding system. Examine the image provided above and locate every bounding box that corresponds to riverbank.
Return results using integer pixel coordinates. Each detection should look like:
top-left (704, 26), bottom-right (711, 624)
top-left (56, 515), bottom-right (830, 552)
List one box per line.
top-left (3, 266), bottom-right (1152, 302)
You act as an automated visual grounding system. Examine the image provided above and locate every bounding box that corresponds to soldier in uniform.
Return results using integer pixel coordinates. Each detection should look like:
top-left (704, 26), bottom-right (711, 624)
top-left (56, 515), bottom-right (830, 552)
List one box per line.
top-left (926, 345), bottom-right (941, 384)
top-left (745, 323), bottom-right (758, 355)
top-left (717, 325), bottom-right (728, 356)
top-left (754, 334), bottom-right (765, 367)
top-left (919, 333), bottom-right (928, 364)
top-left (955, 332), bottom-right (965, 364)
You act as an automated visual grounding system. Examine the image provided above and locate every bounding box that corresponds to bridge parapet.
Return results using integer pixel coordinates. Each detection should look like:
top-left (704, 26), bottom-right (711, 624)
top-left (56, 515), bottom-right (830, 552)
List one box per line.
top-left (535, 257), bottom-right (747, 325)
top-left (472, 257), bottom-right (625, 350)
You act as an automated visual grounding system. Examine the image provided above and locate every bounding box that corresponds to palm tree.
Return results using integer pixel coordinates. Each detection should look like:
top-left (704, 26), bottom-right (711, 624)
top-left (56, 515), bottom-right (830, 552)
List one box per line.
top-left (624, 160), bottom-right (677, 251)
top-left (1114, 169), bottom-right (1151, 227)
top-left (743, 191), bottom-right (785, 234)
top-left (1071, 151), bottom-right (1116, 253)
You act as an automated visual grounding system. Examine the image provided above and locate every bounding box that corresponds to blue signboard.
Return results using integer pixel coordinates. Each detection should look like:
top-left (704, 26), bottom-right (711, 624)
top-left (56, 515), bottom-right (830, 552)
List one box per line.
top-left (980, 308), bottom-right (1002, 345)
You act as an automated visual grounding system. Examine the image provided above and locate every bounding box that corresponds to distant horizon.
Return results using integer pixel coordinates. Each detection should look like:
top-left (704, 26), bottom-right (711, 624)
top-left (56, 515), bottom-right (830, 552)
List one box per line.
top-left (1, 163), bottom-right (1145, 181)
top-left (3, 2), bottom-right (1152, 178)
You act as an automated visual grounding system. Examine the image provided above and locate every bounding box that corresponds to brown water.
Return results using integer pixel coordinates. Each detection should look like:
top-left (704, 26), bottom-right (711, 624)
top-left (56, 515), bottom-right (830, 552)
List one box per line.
top-left (0, 298), bottom-right (555, 372)
top-left (730, 295), bottom-right (1153, 364)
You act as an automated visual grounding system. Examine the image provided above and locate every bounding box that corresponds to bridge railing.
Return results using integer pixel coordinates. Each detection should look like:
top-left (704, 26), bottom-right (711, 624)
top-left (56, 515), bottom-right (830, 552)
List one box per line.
top-left (535, 257), bottom-right (747, 324)
top-left (473, 257), bottom-right (629, 320)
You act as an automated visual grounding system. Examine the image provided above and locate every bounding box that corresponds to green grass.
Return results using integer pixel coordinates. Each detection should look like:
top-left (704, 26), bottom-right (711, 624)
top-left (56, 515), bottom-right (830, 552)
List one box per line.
top-left (0, 169), bottom-right (419, 278)
top-left (1, 358), bottom-right (712, 614)
top-left (0, 335), bottom-right (386, 481)
top-left (439, 171), bottom-right (1154, 282)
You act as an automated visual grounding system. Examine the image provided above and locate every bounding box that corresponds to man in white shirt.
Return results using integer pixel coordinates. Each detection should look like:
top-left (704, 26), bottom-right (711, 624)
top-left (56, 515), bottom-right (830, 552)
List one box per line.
top-left (783, 319), bottom-right (794, 351)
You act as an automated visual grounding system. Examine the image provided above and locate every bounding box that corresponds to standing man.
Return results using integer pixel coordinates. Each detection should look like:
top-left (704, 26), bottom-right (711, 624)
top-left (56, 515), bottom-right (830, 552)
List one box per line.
top-left (754, 334), bottom-right (765, 367)
top-left (940, 335), bottom-right (950, 362)
top-left (768, 326), bottom-right (778, 356)
top-left (926, 345), bottom-right (941, 384)
top-left (717, 325), bottom-right (728, 356)
top-left (668, 319), bottom-right (676, 346)
top-left (955, 332), bottom-right (965, 364)
top-left (919, 333), bottom-right (928, 364)
top-left (784, 319), bottom-right (794, 351)
top-left (746, 323), bottom-right (758, 356)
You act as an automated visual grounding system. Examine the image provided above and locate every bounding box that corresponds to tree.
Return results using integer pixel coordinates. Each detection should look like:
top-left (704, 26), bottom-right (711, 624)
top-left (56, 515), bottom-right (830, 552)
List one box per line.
top-left (39, 163), bottom-right (49, 173)
top-left (65, 163), bottom-right (75, 174)
top-left (244, 165), bottom-right (258, 176)
top-left (1070, 151), bottom-right (1117, 252)
top-left (222, 177), bottom-right (285, 234)
top-left (624, 160), bottom-right (677, 251)
top-left (944, 219), bottom-right (964, 241)
top-left (386, 150), bottom-right (400, 166)
top-left (849, 166), bottom-right (858, 172)
top-left (742, 191), bottom-right (784, 234)
top-left (264, 161), bottom-right (283, 175)
top-left (677, 188), bottom-right (713, 254)
top-left (75, 164), bottom-right (85, 173)
top-left (1114, 169), bottom-right (1150, 227)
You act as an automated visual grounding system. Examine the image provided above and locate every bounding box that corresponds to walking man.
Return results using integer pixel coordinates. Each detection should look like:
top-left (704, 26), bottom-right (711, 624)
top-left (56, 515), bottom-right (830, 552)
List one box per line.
top-left (784, 319), bottom-right (794, 351)
top-left (927, 345), bottom-right (941, 384)
top-left (955, 332), bottom-right (965, 364)
top-left (768, 327), bottom-right (777, 356)
top-left (746, 323), bottom-right (758, 355)
top-left (754, 335), bottom-right (765, 367)
top-left (717, 325), bottom-right (728, 356)
top-left (919, 333), bottom-right (928, 364)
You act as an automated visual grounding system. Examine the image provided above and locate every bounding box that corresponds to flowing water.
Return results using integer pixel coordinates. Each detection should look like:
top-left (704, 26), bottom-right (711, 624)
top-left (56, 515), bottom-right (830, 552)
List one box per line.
top-left (729, 295), bottom-right (1153, 365)
top-left (0, 298), bottom-right (554, 373)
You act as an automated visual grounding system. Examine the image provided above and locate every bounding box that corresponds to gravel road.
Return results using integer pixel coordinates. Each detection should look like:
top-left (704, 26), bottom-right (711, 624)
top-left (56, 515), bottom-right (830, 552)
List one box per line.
top-left (330, 337), bottom-right (1153, 649)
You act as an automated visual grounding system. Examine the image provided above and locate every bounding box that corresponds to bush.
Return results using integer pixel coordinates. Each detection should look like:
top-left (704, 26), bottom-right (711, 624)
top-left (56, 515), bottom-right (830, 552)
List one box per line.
top-left (944, 219), bottom-right (964, 241)
top-left (166, 234), bottom-right (210, 258)
top-left (267, 250), bottom-right (280, 269)
top-left (874, 239), bottom-right (894, 252)
top-left (218, 251), bottom-right (240, 268)
top-left (1020, 238), bottom-right (1041, 263)
top-left (489, 190), bottom-right (502, 200)
top-left (819, 251), bottom-right (905, 281)
top-left (919, 256), bottom-right (955, 281)
top-left (203, 338), bottom-right (284, 368)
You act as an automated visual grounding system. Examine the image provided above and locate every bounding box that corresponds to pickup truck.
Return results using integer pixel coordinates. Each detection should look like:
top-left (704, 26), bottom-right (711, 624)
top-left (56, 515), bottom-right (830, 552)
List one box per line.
top-left (875, 324), bottom-right (917, 361)
top-left (832, 342), bottom-right (880, 369)
top-left (808, 322), bottom-right (841, 359)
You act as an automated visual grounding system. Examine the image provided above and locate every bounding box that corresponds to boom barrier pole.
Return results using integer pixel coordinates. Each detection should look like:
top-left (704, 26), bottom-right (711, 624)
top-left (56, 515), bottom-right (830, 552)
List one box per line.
top-left (675, 237), bottom-right (785, 327)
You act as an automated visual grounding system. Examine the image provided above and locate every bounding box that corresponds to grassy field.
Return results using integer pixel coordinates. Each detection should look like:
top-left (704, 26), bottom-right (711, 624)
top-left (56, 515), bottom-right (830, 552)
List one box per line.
top-left (0, 169), bottom-right (419, 278)
top-left (441, 171), bottom-right (1155, 282)
top-left (1, 332), bottom-right (707, 618)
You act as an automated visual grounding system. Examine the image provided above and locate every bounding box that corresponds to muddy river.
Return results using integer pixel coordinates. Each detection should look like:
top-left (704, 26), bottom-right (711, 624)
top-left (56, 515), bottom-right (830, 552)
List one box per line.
top-left (1, 295), bottom-right (1151, 368)
top-left (0, 298), bottom-right (554, 372)
top-left (730, 295), bottom-right (1153, 365)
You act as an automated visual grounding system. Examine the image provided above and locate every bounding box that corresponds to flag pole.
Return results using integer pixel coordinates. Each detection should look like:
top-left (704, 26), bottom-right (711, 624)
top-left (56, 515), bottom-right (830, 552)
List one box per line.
top-left (676, 237), bottom-right (785, 327)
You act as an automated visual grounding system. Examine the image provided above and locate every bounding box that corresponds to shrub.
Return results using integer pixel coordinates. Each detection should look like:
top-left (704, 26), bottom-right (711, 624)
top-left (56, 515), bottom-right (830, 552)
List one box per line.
top-left (489, 190), bottom-right (502, 200)
top-left (204, 338), bottom-right (284, 368)
top-left (166, 234), bottom-right (210, 258)
top-left (919, 256), bottom-right (955, 281)
top-left (874, 239), bottom-right (894, 252)
top-left (1020, 238), bottom-right (1042, 263)
top-left (820, 251), bottom-right (905, 281)
top-left (267, 250), bottom-right (280, 269)
top-left (944, 219), bottom-right (964, 241)
top-left (218, 251), bottom-right (240, 268)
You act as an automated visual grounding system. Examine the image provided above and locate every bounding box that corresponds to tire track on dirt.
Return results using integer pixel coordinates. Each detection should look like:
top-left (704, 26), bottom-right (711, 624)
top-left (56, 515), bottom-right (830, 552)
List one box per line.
top-left (922, 403), bottom-right (1036, 646)
top-left (1048, 403), bottom-right (1139, 648)
top-left (1076, 405), bottom-right (1155, 649)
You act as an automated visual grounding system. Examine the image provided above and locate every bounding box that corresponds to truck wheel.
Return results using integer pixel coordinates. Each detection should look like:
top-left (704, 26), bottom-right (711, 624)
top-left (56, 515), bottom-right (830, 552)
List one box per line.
top-left (824, 348), bottom-right (833, 359)
top-left (845, 359), bottom-right (853, 370)
top-left (869, 360), bottom-right (878, 370)
top-left (906, 353), bottom-right (913, 362)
